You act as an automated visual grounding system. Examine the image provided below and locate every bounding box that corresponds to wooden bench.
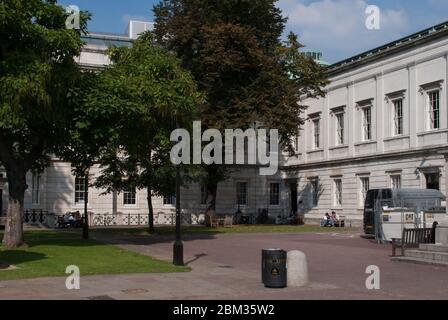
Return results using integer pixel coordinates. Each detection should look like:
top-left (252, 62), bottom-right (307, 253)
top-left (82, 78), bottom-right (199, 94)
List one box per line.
top-left (334, 216), bottom-right (346, 228)
top-left (206, 213), bottom-right (221, 228)
top-left (391, 227), bottom-right (435, 257)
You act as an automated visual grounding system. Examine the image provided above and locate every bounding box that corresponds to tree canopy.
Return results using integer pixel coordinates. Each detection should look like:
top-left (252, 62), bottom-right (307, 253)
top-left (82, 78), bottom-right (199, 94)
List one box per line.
top-left (0, 0), bottom-right (89, 248)
top-left (153, 0), bottom-right (329, 211)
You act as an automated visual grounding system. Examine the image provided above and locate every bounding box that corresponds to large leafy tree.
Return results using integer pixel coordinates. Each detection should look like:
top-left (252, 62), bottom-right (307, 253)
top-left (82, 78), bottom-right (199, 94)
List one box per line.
top-left (76, 33), bottom-right (201, 232)
top-left (153, 0), bottom-right (328, 212)
top-left (0, 0), bottom-right (89, 248)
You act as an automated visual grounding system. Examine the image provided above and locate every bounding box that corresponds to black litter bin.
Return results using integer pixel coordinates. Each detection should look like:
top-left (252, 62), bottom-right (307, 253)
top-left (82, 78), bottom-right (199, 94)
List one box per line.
top-left (262, 249), bottom-right (287, 288)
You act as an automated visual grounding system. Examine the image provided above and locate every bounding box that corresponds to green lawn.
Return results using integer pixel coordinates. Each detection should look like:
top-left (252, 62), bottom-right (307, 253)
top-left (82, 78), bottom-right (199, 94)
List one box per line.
top-left (93, 224), bottom-right (358, 236)
top-left (0, 230), bottom-right (189, 281)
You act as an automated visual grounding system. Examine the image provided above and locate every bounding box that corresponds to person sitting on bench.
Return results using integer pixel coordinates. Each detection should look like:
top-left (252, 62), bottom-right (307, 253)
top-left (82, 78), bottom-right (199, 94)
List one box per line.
top-left (321, 213), bottom-right (333, 227)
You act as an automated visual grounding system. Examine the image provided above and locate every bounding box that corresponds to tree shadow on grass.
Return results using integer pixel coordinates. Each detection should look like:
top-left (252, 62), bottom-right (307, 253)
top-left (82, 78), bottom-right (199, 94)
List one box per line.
top-left (0, 251), bottom-right (47, 266)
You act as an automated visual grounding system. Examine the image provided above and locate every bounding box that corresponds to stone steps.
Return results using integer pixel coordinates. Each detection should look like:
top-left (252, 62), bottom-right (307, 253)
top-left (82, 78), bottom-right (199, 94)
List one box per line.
top-left (391, 256), bottom-right (448, 267)
top-left (405, 250), bottom-right (448, 262)
top-left (419, 244), bottom-right (448, 253)
top-left (391, 244), bottom-right (448, 267)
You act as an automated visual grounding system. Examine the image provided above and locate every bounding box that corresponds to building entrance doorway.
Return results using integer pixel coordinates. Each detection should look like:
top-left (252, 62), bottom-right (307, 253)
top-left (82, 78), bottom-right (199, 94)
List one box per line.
top-left (290, 182), bottom-right (298, 214)
top-left (425, 172), bottom-right (440, 190)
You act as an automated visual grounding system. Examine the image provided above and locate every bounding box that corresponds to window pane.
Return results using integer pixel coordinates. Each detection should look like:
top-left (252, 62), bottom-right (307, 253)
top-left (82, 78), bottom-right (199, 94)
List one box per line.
top-left (391, 175), bottom-right (401, 189)
top-left (363, 108), bottom-right (371, 141)
top-left (32, 174), bottom-right (40, 205)
top-left (429, 91), bottom-right (440, 130)
top-left (360, 177), bottom-right (369, 206)
top-left (163, 195), bottom-right (176, 205)
top-left (311, 179), bottom-right (319, 206)
top-left (336, 114), bottom-right (344, 145)
top-left (334, 179), bottom-right (342, 206)
top-left (75, 177), bottom-right (86, 204)
top-left (123, 187), bottom-right (136, 205)
top-left (394, 99), bottom-right (403, 135)
top-left (236, 182), bottom-right (248, 206)
top-left (269, 183), bottom-right (280, 206)
top-left (313, 119), bottom-right (320, 149)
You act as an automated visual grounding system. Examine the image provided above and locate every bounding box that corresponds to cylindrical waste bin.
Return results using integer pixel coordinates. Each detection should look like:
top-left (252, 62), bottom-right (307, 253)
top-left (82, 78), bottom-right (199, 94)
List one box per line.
top-left (262, 249), bottom-right (287, 288)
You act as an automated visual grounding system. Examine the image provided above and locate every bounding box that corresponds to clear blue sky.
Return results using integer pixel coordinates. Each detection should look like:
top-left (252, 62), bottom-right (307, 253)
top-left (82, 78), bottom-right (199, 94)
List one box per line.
top-left (59, 0), bottom-right (448, 63)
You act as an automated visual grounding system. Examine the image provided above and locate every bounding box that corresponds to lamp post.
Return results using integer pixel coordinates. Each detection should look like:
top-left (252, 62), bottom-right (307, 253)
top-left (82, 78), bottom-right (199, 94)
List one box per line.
top-left (82, 173), bottom-right (89, 240)
top-left (173, 164), bottom-right (184, 265)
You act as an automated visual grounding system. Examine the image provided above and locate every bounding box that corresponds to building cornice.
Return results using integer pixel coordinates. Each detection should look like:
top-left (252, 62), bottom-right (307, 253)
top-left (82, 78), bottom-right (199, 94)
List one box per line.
top-left (282, 145), bottom-right (448, 171)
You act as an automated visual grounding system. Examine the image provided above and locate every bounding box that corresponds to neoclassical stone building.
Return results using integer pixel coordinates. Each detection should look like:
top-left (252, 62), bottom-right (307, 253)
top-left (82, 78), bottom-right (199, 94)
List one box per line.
top-left (1, 20), bottom-right (448, 226)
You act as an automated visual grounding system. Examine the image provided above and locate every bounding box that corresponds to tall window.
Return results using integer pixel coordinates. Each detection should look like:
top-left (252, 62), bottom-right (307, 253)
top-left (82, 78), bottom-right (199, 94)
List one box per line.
top-left (311, 179), bottom-right (319, 206)
top-left (74, 177), bottom-right (86, 205)
top-left (360, 177), bottom-right (369, 206)
top-left (362, 108), bottom-right (371, 141)
top-left (428, 90), bottom-right (440, 130)
top-left (123, 187), bottom-right (136, 206)
top-left (390, 175), bottom-right (401, 189)
top-left (163, 195), bottom-right (176, 206)
top-left (200, 185), bottom-right (207, 205)
top-left (393, 99), bottom-right (403, 135)
top-left (236, 182), bottom-right (248, 206)
top-left (333, 179), bottom-right (342, 206)
top-left (425, 173), bottom-right (440, 190)
top-left (269, 183), bottom-right (280, 206)
top-left (336, 113), bottom-right (344, 145)
top-left (31, 174), bottom-right (40, 205)
top-left (313, 119), bottom-right (320, 149)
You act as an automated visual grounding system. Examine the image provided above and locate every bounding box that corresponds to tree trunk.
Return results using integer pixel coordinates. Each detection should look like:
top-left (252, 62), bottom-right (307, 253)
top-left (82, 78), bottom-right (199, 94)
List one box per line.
top-left (2, 166), bottom-right (27, 249)
top-left (206, 181), bottom-right (218, 214)
top-left (147, 188), bottom-right (155, 233)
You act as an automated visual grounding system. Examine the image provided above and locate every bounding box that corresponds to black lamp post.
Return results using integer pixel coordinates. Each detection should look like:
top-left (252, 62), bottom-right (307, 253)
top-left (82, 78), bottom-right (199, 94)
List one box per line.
top-left (82, 173), bottom-right (89, 240)
top-left (173, 164), bottom-right (184, 265)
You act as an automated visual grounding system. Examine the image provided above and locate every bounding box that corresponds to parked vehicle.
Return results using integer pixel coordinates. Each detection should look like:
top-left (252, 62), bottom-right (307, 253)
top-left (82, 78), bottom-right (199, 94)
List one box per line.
top-left (363, 188), bottom-right (447, 241)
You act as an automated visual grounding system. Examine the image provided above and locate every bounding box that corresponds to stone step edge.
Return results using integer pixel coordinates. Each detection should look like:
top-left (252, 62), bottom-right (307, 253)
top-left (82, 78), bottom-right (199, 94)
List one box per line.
top-left (407, 250), bottom-right (448, 257)
top-left (391, 256), bottom-right (448, 267)
top-left (419, 244), bottom-right (448, 252)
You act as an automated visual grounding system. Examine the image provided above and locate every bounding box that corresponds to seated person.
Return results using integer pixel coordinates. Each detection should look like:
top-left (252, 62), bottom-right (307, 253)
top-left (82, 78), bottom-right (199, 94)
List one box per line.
top-left (331, 211), bottom-right (340, 222)
top-left (287, 212), bottom-right (298, 225)
top-left (63, 212), bottom-right (72, 228)
top-left (321, 213), bottom-right (334, 227)
top-left (275, 215), bottom-right (282, 225)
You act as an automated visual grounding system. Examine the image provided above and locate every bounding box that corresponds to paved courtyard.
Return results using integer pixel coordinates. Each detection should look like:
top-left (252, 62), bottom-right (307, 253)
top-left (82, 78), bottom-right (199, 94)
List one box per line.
top-left (1, 231), bottom-right (448, 300)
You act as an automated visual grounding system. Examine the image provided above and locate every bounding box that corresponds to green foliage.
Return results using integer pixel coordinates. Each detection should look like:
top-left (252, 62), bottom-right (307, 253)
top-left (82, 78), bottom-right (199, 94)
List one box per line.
top-left (71, 32), bottom-right (202, 201)
top-left (0, 0), bottom-right (90, 173)
top-left (153, 0), bottom-right (329, 209)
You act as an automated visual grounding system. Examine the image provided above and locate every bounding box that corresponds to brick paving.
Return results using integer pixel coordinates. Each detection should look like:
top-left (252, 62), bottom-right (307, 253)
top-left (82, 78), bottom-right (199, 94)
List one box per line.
top-left (1, 231), bottom-right (448, 300)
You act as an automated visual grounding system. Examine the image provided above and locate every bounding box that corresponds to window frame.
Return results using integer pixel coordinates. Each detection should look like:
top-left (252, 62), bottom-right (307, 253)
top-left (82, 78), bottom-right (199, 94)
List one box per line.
top-left (362, 107), bottom-right (372, 141)
top-left (313, 118), bottom-right (320, 149)
top-left (236, 181), bottom-right (248, 206)
top-left (359, 176), bottom-right (370, 207)
top-left (390, 174), bottom-right (402, 189)
top-left (123, 187), bottom-right (137, 206)
top-left (163, 195), bottom-right (176, 206)
top-left (427, 89), bottom-right (440, 130)
top-left (391, 98), bottom-right (403, 136)
top-left (269, 182), bottom-right (281, 206)
top-left (333, 178), bottom-right (343, 207)
top-left (335, 112), bottom-right (345, 146)
top-left (74, 176), bottom-right (86, 206)
top-left (310, 178), bottom-right (319, 207)
top-left (31, 174), bottom-right (41, 205)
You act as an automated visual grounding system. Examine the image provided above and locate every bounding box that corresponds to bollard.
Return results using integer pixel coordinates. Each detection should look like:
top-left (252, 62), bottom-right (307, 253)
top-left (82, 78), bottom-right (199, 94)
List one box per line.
top-left (287, 250), bottom-right (308, 287)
